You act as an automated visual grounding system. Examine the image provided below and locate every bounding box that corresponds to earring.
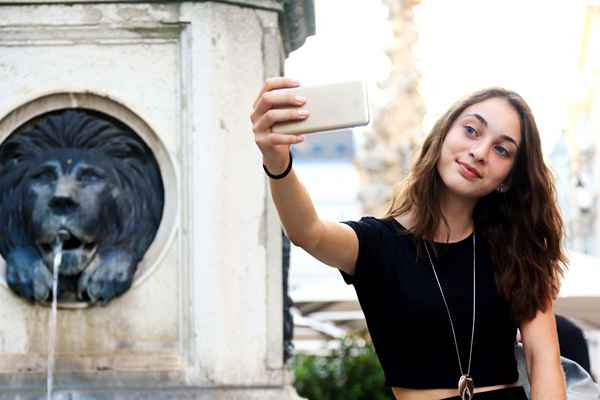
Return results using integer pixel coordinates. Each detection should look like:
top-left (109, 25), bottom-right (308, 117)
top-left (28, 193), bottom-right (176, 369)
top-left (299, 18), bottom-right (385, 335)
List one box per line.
top-left (497, 184), bottom-right (506, 193)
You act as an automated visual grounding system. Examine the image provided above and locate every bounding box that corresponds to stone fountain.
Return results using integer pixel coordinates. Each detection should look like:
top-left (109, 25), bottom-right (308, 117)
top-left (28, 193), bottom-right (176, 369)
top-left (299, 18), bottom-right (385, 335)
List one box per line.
top-left (0, 1), bottom-right (313, 398)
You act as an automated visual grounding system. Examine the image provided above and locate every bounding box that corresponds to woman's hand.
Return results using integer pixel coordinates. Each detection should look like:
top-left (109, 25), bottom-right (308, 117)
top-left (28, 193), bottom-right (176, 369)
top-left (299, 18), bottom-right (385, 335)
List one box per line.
top-left (251, 77), bottom-right (309, 174)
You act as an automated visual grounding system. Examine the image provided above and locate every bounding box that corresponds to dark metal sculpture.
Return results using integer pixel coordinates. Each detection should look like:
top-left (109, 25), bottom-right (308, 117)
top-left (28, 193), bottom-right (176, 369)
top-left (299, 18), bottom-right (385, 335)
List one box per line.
top-left (282, 232), bottom-right (294, 362)
top-left (0, 109), bottom-right (164, 305)
top-left (280, 0), bottom-right (316, 57)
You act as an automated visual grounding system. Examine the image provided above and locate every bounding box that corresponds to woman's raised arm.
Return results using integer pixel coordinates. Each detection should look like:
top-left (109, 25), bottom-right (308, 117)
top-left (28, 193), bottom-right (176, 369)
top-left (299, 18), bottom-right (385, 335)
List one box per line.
top-left (251, 77), bottom-right (359, 275)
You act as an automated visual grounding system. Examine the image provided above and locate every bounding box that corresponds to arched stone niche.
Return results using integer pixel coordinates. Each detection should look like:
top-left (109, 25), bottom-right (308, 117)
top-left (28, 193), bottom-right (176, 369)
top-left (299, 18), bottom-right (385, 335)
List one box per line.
top-left (0, 92), bottom-right (179, 307)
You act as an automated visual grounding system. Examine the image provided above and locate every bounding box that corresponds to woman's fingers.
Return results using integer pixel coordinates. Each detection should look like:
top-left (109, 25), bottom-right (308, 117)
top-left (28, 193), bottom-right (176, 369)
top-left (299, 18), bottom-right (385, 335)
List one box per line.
top-left (251, 90), bottom-right (306, 123)
top-left (253, 108), bottom-right (309, 133)
top-left (253, 77), bottom-right (300, 108)
top-left (250, 78), bottom-right (305, 159)
top-left (256, 132), bottom-right (305, 147)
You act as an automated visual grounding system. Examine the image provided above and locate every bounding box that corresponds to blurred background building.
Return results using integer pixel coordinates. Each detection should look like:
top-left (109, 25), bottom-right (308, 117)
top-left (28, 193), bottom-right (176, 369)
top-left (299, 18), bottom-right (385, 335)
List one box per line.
top-left (566, 1), bottom-right (600, 255)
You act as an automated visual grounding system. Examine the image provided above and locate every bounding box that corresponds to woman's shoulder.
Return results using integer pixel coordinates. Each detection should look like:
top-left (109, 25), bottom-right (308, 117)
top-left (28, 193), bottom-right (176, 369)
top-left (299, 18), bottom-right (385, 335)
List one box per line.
top-left (343, 215), bottom-right (410, 239)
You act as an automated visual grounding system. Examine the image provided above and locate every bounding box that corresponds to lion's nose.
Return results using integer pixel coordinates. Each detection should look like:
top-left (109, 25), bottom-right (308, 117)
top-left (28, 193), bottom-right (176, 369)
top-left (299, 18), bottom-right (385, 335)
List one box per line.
top-left (49, 178), bottom-right (79, 213)
top-left (49, 195), bottom-right (79, 213)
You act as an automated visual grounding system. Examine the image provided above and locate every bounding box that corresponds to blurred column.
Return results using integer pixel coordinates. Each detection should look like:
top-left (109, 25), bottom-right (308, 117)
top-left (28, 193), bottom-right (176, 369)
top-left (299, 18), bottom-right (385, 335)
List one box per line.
top-left (567, 1), bottom-right (600, 255)
top-left (355, 0), bottom-right (425, 216)
top-left (590, 4), bottom-right (600, 257)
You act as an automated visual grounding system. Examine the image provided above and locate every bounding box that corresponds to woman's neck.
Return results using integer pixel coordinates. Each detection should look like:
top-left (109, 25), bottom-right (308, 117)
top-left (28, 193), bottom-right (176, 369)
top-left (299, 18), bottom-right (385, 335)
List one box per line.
top-left (394, 191), bottom-right (478, 243)
top-left (435, 190), bottom-right (477, 242)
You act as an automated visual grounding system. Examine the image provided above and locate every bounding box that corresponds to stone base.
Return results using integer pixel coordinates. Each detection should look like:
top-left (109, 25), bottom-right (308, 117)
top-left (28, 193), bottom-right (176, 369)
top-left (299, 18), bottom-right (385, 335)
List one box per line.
top-left (0, 385), bottom-right (306, 400)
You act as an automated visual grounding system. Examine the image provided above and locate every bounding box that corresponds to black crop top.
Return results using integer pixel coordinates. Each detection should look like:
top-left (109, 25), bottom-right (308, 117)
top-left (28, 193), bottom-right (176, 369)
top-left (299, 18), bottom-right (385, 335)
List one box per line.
top-left (339, 216), bottom-right (519, 389)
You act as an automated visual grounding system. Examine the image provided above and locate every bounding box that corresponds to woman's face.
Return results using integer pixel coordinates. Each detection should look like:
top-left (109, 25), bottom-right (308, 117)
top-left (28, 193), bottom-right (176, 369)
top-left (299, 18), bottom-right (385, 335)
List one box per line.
top-left (437, 97), bottom-right (522, 200)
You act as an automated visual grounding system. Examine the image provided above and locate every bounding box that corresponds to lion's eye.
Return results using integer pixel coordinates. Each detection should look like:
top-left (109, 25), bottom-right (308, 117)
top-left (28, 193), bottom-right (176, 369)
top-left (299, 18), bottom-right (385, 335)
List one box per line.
top-left (32, 169), bottom-right (57, 181)
top-left (78, 170), bottom-right (104, 183)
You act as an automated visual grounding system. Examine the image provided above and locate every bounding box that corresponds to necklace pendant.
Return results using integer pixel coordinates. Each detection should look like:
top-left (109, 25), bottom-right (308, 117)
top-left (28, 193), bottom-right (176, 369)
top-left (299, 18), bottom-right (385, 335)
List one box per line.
top-left (458, 374), bottom-right (474, 400)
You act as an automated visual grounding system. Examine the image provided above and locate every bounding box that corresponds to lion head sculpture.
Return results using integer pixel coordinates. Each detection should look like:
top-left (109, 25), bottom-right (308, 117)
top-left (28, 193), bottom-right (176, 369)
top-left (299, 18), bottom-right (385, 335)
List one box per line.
top-left (0, 109), bottom-right (164, 305)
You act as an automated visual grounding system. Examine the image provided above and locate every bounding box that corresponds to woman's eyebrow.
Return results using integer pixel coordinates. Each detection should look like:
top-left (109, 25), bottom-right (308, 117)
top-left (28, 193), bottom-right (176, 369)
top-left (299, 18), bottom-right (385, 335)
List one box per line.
top-left (465, 112), bottom-right (488, 127)
top-left (465, 113), bottom-right (518, 147)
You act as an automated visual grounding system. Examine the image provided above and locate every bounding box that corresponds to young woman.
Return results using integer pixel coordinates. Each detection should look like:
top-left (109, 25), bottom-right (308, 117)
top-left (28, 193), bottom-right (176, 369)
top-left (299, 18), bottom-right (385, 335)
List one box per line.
top-left (251, 77), bottom-right (567, 400)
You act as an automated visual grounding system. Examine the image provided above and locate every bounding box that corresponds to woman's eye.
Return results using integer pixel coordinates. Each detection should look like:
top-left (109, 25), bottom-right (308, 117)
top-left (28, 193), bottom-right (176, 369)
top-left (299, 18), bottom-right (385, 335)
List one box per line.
top-left (464, 126), bottom-right (477, 136)
top-left (495, 146), bottom-right (510, 157)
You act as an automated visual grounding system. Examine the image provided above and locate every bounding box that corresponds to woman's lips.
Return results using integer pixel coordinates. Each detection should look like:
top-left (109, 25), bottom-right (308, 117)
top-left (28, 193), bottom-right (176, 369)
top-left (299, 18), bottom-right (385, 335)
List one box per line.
top-left (456, 161), bottom-right (481, 180)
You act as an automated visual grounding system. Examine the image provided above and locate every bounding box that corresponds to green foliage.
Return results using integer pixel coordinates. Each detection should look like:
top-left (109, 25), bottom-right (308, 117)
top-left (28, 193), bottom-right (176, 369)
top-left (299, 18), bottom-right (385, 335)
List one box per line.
top-left (292, 334), bottom-right (395, 400)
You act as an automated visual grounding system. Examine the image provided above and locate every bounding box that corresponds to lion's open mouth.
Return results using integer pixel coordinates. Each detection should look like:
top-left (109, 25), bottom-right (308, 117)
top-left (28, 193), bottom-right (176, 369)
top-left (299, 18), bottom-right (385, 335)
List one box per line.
top-left (37, 232), bottom-right (97, 276)
top-left (39, 237), bottom-right (95, 253)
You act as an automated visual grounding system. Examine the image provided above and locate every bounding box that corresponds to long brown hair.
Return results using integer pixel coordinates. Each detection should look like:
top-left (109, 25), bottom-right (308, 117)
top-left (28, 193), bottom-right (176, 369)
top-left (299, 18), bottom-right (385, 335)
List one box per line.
top-left (386, 88), bottom-right (567, 322)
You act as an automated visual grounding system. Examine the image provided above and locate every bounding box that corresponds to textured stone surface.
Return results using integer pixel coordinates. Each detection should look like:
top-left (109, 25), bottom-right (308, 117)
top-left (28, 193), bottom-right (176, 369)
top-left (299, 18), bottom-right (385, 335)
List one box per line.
top-left (0, 385), bottom-right (304, 400)
top-left (280, 0), bottom-right (315, 56)
top-left (0, 0), bottom-right (314, 57)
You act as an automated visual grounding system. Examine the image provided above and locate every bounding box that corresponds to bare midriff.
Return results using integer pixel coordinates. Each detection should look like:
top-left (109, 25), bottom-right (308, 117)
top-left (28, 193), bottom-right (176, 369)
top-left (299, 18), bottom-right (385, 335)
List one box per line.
top-left (391, 382), bottom-right (519, 400)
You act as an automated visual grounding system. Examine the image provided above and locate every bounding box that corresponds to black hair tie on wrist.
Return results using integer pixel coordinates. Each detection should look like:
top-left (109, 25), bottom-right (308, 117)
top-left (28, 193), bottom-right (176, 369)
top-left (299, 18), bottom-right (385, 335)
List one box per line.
top-left (263, 151), bottom-right (293, 179)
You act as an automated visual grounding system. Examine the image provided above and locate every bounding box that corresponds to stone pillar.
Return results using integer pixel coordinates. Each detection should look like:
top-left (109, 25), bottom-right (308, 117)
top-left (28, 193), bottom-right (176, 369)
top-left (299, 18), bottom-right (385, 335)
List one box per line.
top-left (0, 1), bottom-right (311, 398)
top-left (356, 0), bottom-right (424, 216)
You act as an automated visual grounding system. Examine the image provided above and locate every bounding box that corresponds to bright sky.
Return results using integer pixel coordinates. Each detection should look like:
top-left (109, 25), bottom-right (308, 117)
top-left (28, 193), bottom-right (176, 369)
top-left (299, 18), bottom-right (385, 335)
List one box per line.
top-left (285, 0), bottom-right (588, 153)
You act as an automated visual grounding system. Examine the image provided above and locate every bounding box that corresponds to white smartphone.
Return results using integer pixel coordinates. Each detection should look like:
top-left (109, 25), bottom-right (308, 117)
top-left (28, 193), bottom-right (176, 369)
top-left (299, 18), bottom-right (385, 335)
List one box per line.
top-left (271, 80), bottom-right (370, 135)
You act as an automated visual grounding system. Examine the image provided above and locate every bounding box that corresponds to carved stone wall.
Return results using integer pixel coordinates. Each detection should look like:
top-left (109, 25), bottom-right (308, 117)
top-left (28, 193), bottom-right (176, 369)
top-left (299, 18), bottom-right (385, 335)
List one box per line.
top-left (0, 1), bottom-right (312, 398)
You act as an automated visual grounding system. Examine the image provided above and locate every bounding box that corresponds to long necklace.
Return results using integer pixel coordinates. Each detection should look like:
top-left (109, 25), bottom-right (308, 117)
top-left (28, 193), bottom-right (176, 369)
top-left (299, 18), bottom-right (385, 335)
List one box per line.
top-left (424, 233), bottom-right (476, 400)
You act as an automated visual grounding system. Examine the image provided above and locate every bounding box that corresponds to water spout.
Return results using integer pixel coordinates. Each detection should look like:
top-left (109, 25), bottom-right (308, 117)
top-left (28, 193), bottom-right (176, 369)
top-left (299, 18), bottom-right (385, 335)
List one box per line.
top-left (47, 229), bottom-right (69, 400)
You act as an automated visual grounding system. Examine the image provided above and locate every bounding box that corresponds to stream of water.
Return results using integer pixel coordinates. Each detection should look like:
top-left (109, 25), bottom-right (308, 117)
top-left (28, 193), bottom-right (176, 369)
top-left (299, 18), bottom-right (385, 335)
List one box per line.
top-left (47, 234), bottom-right (65, 400)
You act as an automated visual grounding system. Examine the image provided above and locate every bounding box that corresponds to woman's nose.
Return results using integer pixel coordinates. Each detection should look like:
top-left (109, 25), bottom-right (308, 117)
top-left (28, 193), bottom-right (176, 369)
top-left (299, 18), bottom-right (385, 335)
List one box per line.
top-left (469, 141), bottom-right (489, 163)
